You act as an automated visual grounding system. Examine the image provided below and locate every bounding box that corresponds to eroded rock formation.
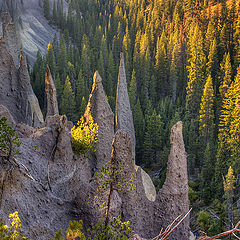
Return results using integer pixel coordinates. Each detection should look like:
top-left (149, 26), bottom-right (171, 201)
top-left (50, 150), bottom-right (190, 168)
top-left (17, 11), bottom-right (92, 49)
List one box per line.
top-left (45, 65), bottom-right (59, 119)
top-left (0, 113), bottom-right (92, 240)
top-left (116, 53), bottom-right (136, 159)
top-left (0, 0), bottom-right (69, 65)
top-left (1, 12), bottom-right (20, 66)
top-left (0, 16), bottom-right (43, 127)
top-left (0, 48), bottom-right (190, 240)
top-left (84, 71), bottom-right (114, 169)
top-left (18, 51), bottom-right (44, 127)
top-left (157, 121), bottom-right (189, 239)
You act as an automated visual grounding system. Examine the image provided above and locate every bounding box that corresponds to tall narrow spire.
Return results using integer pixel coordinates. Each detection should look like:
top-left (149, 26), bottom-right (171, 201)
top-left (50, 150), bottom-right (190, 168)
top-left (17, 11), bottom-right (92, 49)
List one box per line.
top-left (84, 71), bottom-right (114, 169)
top-left (116, 52), bottom-right (136, 158)
top-left (45, 65), bottom-right (59, 118)
top-left (157, 121), bottom-right (189, 239)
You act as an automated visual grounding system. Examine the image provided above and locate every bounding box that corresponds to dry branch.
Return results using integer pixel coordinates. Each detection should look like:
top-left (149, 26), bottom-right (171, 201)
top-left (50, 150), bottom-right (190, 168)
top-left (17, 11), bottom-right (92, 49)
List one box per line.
top-left (198, 220), bottom-right (240, 240)
top-left (152, 208), bottom-right (192, 240)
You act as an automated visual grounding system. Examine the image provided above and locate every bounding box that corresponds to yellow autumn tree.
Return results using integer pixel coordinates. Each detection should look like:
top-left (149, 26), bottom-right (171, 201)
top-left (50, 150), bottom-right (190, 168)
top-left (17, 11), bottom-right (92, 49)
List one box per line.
top-left (71, 114), bottom-right (98, 154)
top-left (219, 65), bottom-right (240, 163)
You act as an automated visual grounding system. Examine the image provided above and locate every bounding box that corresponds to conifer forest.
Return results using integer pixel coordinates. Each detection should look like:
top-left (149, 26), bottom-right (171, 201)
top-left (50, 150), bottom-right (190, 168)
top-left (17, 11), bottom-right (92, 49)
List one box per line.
top-left (29, 0), bottom-right (240, 236)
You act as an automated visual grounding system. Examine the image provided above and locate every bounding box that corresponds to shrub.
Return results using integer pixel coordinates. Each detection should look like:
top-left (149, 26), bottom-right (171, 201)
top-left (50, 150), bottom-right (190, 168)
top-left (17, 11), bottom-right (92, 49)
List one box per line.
top-left (55, 220), bottom-right (86, 240)
top-left (71, 114), bottom-right (98, 154)
top-left (0, 211), bottom-right (30, 240)
top-left (0, 117), bottom-right (21, 159)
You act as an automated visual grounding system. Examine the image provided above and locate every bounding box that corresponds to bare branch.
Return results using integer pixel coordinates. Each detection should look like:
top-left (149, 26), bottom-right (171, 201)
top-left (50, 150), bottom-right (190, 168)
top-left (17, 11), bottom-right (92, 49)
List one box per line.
top-left (199, 220), bottom-right (240, 240)
top-left (152, 208), bottom-right (192, 240)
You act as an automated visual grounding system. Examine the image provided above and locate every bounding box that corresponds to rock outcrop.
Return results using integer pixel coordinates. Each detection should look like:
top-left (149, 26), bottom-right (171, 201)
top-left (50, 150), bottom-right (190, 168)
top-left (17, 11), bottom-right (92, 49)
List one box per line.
top-left (109, 122), bottom-right (189, 239)
top-left (0, 0), bottom-right (68, 65)
top-left (0, 104), bottom-right (16, 127)
top-left (45, 65), bottom-right (59, 119)
top-left (84, 71), bottom-right (114, 169)
top-left (0, 38), bottom-right (43, 127)
top-left (1, 12), bottom-right (21, 66)
top-left (0, 112), bottom-right (92, 240)
top-left (156, 121), bottom-right (189, 239)
top-left (18, 51), bottom-right (44, 126)
top-left (116, 53), bottom-right (136, 159)
top-left (0, 45), bottom-right (190, 240)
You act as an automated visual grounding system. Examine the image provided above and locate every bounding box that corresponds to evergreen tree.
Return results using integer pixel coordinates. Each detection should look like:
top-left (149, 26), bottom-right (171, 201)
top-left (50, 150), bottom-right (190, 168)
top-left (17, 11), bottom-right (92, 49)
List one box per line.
top-left (43, 0), bottom-right (50, 20)
top-left (129, 69), bottom-right (137, 110)
top-left (76, 69), bottom-right (87, 108)
top-left (143, 109), bottom-right (162, 167)
top-left (53, 0), bottom-right (57, 23)
top-left (223, 166), bottom-right (236, 229)
top-left (134, 98), bottom-right (144, 164)
top-left (57, 35), bottom-right (67, 80)
top-left (60, 76), bottom-right (76, 121)
top-left (155, 29), bottom-right (168, 98)
top-left (200, 143), bottom-right (215, 204)
top-left (186, 23), bottom-right (206, 116)
top-left (199, 75), bottom-right (215, 138)
top-left (56, 73), bottom-right (63, 100)
top-left (219, 53), bottom-right (232, 98)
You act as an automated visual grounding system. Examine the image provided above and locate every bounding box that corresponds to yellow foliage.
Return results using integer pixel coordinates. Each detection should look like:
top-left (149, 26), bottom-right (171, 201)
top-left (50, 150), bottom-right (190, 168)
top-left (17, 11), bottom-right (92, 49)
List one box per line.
top-left (0, 211), bottom-right (30, 239)
top-left (224, 166), bottom-right (236, 194)
top-left (71, 114), bottom-right (98, 154)
top-left (47, 41), bottom-right (52, 52)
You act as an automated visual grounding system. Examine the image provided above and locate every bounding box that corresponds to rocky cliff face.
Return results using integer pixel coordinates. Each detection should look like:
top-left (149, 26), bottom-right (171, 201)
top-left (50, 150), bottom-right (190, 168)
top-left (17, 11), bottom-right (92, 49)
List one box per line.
top-left (0, 40), bottom-right (43, 127)
top-left (0, 52), bottom-right (190, 240)
top-left (0, 0), bottom-right (68, 65)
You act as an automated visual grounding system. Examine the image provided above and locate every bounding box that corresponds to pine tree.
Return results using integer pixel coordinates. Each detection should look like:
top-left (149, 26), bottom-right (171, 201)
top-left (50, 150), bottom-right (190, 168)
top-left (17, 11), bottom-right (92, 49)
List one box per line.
top-left (199, 75), bottom-right (215, 138)
top-left (143, 109), bottom-right (162, 167)
top-left (134, 98), bottom-right (144, 164)
top-left (56, 73), bottom-right (63, 100)
top-left (47, 42), bottom-right (56, 78)
top-left (53, 0), bottom-right (57, 23)
top-left (200, 143), bottom-right (215, 204)
top-left (223, 166), bottom-right (236, 229)
top-left (129, 69), bottom-right (137, 110)
top-left (186, 23), bottom-right (206, 116)
top-left (76, 69), bottom-right (87, 108)
top-left (60, 76), bottom-right (76, 121)
top-left (155, 29), bottom-right (168, 98)
top-left (81, 34), bottom-right (92, 89)
top-left (43, 0), bottom-right (50, 20)
top-left (79, 97), bottom-right (87, 117)
top-left (57, 35), bottom-right (67, 80)
top-left (219, 53), bottom-right (232, 98)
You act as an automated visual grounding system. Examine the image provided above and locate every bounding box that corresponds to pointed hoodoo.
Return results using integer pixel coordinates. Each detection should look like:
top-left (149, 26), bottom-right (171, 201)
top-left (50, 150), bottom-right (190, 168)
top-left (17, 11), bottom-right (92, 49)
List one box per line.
top-left (1, 12), bottom-right (21, 67)
top-left (116, 53), bottom-right (136, 159)
top-left (19, 51), bottom-right (44, 127)
top-left (157, 121), bottom-right (189, 239)
top-left (84, 71), bottom-right (114, 169)
top-left (45, 65), bottom-right (59, 118)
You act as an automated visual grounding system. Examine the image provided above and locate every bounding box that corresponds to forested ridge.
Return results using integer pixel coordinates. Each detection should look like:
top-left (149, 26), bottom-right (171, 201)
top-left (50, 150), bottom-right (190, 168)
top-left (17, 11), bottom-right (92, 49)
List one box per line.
top-left (30, 0), bottom-right (240, 235)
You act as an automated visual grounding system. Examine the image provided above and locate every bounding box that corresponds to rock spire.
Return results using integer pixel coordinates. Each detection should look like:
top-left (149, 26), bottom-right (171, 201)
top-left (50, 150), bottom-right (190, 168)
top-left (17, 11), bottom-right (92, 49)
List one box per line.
top-left (84, 71), bottom-right (114, 169)
top-left (45, 65), bottom-right (59, 118)
top-left (116, 52), bottom-right (136, 158)
top-left (18, 51), bottom-right (44, 127)
top-left (157, 121), bottom-right (190, 239)
top-left (1, 12), bottom-right (21, 67)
